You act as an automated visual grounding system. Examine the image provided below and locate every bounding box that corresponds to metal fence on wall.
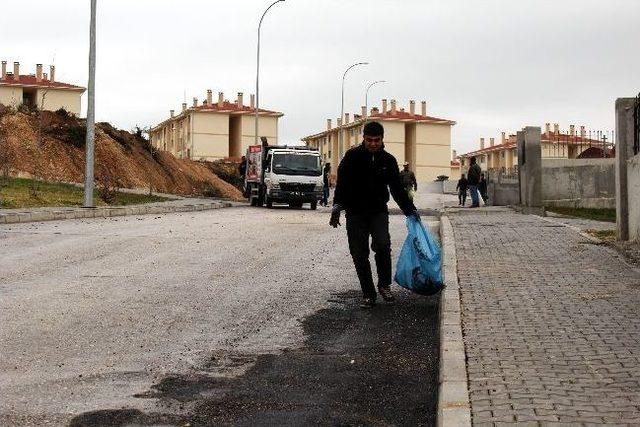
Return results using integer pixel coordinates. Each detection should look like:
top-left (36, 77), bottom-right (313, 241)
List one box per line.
top-left (545, 129), bottom-right (615, 159)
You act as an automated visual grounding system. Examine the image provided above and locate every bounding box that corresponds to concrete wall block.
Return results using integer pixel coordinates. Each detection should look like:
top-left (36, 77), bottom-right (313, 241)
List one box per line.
top-left (4, 214), bottom-right (20, 223)
top-left (627, 154), bottom-right (640, 240)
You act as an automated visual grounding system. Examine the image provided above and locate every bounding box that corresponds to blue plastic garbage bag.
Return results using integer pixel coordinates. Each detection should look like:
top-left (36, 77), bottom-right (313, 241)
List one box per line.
top-left (394, 216), bottom-right (443, 295)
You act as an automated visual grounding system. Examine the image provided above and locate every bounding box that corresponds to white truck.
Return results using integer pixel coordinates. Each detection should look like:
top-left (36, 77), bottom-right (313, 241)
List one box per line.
top-left (243, 143), bottom-right (323, 209)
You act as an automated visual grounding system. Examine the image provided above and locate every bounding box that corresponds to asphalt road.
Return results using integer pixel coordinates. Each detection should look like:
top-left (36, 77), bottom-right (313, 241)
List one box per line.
top-left (0, 202), bottom-right (441, 426)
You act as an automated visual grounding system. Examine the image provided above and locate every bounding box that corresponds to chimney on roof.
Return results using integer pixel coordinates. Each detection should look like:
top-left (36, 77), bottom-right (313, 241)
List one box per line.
top-left (390, 99), bottom-right (397, 113)
top-left (250, 94), bottom-right (255, 109)
top-left (193, 97), bottom-right (198, 107)
top-left (569, 124), bottom-right (575, 136)
top-left (1, 61), bottom-right (6, 79)
top-left (545, 123), bottom-right (551, 135)
top-left (327, 118), bottom-right (332, 130)
top-left (371, 107), bottom-right (379, 115)
top-left (501, 132), bottom-right (506, 143)
top-left (237, 92), bottom-right (244, 108)
top-left (337, 118), bottom-right (343, 129)
top-left (218, 92), bottom-right (224, 108)
top-left (170, 109), bottom-right (175, 118)
top-left (421, 101), bottom-right (427, 116)
top-left (13, 62), bottom-right (19, 80)
top-left (553, 123), bottom-right (559, 134)
top-left (480, 137), bottom-right (485, 150)
top-left (452, 149), bottom-right (458, 160)
top-left (580, 125), bottom-right (586, 138)
top-left (361, 105), bottom-right (367, 118)
top-left (206, 89), bottom-right (213, 106)
top-left (182, 102), bottom-right (187, 112)
top-left (490, 137), bottom-right (495, 147)
top-left (409, 100), bottom-right (415, 115)
top-left (36, 64), bottom-right (43, 82)
top-left (43, 72), bottom-right (48, 80)
top-left (345, 113), bottom-right (350, 124)
top-left (382, 99), bottom-right (388, 113)
top-left (49, 65), bottom-right (55, 82)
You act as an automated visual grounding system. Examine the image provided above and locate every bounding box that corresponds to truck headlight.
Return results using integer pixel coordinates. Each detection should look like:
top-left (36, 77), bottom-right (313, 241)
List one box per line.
top-left (267, 181), bottom-right (280, 190)
top-left (314, 184), bottom-right (323, 191)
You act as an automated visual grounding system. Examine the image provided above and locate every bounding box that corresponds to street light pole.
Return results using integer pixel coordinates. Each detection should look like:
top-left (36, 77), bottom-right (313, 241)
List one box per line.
top-left (255, 0), bottom-right (285, 147)
top-left (364, 80), bottom-right (386, 126)
top-left (339, 62), bottom-right (368, 158)
top-left (83, 0), bottom-right (97, 207)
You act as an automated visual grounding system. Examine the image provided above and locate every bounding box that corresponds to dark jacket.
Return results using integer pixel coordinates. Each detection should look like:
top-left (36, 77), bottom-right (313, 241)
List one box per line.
top-left (478, 178), bottom-right (487, 194)
top-left (399, 169), bottom-right (417, 190)
top-left (467, 164), bottom-right (482, 186)
top-left (333, 143), bottom-right (416, 215)
top-left (323, 166), bottom-right (331, 187)
top-left (456, 177), bottom-right (468, 192)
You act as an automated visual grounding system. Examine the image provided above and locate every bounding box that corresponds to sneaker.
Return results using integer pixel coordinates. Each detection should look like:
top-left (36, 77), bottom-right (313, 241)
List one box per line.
top-left (360, 297), bottom-right (376, 309)
top-left (378, 287), bottom-right (395, 303)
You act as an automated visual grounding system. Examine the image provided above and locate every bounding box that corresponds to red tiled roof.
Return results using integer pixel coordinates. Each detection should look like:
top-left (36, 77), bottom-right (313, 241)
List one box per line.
top-left (370, 109), bottom-right (456, 124)
top-left (193, 100), bottom-right (282, 116)
top-left (0, 74), bottom-right (85, 90)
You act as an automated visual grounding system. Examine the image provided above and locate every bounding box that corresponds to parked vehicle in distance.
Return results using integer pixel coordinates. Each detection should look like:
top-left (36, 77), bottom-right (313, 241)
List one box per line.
top-left (243, 143), bottom-right (323, 209)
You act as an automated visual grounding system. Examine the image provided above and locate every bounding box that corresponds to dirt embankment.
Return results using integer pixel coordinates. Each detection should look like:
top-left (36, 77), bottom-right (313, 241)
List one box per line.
top-left (0, 109), bottom-right (244, 201)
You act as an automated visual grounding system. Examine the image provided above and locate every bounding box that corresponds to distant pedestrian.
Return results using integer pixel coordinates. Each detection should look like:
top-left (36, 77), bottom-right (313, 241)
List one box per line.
top-left (399, 162), bottom-right (418, 200)
top-left (330, 121), bottom-right (419, 308)
top-left (321, 162), bottom-right (331, 206)
top-left (239, 156), bottom-right (247, 180)
top-left (467, 156), bottom-right (482, 208)
top-left (478, 173), bottom-right (488, 205)
top-left (456, 174), bottom-right (468, 206)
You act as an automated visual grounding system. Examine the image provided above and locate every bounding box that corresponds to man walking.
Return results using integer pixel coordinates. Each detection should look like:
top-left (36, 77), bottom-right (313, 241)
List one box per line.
top-left (467, 156), bottom-right (482, 208)
top-left (330, 121), bottom-right (418, 308)
top-left (456, 173), bottom-right (468, 206)
top-left (399, 162), bottom-right (418, 200)
top-left (478, 173), bottom-right (488, 205)
top-left (321, 162), bottom-right (331, 206)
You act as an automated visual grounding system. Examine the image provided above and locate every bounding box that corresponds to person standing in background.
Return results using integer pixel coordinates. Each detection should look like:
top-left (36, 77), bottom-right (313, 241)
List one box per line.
top-left (321, 162), bottom-right (331, 206)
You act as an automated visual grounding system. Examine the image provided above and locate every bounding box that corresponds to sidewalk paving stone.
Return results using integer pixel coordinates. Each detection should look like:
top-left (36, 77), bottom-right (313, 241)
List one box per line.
top-left (451, 212), bottom-right (640, 426)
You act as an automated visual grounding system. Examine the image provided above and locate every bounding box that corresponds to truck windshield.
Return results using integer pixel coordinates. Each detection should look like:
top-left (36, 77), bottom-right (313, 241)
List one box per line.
top-left (272, 153), bottom-right (321, 176)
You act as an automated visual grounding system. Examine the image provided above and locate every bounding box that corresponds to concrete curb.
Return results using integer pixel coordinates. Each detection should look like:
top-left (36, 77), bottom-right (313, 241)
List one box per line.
top-left (437, 216), bottom-right (472, 427)
top-left (0, 200), bottom-right (235, 225)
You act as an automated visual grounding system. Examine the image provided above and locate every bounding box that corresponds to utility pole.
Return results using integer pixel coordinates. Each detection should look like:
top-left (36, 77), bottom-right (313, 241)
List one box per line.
top-left (83, 0), bottom-right (97, 207)
top-left (339, 62), bottom-right (368, 158)
top-left (255, 0), bottom-right (285, 147)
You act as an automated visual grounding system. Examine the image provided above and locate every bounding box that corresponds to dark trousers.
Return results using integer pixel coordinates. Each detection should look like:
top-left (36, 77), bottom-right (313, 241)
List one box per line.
top-left (322, 185), bottom-right (330, 206)
top-left (458, 190), bottom-right (467, 206)
top-left (345, 211), bottom-right (392, 299)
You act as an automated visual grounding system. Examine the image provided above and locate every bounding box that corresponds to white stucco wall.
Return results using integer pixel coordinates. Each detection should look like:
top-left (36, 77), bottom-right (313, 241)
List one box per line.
top-left (36, 89), bottom-right (82, 115)
top-left (0, 86), bottom-right (23, 107)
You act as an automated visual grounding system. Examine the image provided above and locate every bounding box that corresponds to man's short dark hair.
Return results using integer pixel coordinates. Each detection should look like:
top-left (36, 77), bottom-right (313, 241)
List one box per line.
top-left (363, 121), bottom-right (384, 137)
top-left (470, 156), bottom-right (477, 164)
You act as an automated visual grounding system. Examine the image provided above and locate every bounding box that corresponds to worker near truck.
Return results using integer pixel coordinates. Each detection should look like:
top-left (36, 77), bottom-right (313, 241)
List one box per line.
top-left (399, 162), bottom-right (417, 200)
top-left (329, 121), bottom-right (419, 308)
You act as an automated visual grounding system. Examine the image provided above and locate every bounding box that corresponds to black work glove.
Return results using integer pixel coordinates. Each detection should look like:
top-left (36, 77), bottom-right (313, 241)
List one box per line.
top-left (329, 204), bottom-right (343, 228)
top-left (406, 208), bottom-right (420, 222)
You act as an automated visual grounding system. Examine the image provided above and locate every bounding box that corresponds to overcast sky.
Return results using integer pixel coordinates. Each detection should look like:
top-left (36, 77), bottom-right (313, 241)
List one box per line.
top-left (3, 0), bottom-right (639, 153)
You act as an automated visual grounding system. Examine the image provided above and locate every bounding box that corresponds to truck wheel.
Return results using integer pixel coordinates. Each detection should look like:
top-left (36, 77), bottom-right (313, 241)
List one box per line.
top-left (289, 201), bottom-right (303, 209)
top-left (310, 201), bottom-right (318, 210)
top-left (250, 197), bottom-right (258, 206)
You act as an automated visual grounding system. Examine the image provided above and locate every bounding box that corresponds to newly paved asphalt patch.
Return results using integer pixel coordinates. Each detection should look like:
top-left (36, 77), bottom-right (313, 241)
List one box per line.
top-left (69, 290), bottom-right (440, 426)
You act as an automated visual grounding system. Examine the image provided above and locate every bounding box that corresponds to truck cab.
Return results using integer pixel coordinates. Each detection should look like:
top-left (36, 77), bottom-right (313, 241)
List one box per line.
top-left (244, 145), bottom-right (323, 209)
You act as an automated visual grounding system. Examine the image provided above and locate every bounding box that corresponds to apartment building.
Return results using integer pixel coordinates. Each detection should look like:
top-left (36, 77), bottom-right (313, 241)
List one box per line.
top-left (149, 90), bottom-right (283, 160)
top-left (302, 99), bottom-right (456, 182)
top-left (0, 60), bottom-right (85, 115)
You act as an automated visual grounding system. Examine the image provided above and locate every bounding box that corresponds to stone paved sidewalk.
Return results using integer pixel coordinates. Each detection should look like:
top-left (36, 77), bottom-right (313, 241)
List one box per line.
top-left (451, 212), bottom-right (640, 426)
